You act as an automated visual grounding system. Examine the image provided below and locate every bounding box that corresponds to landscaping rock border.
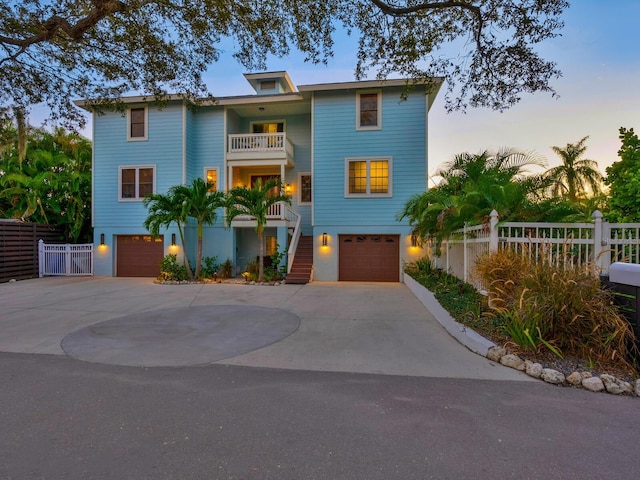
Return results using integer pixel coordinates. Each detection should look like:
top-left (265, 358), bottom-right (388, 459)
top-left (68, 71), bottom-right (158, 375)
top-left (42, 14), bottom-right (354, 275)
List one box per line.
top-left (404, 274), bottom-right (639, 398)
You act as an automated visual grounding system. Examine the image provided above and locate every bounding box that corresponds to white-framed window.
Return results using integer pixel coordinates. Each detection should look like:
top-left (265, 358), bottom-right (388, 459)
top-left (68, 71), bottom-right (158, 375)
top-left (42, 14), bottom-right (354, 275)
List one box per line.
top-left (344, 157), bottom-right (392, 197)
top-left (127, 106), bottom-right (148, 141)
top-left (356, 90), bottom-right (382, 130)
top-left (119, 165), bottom-right (155, 201)
top-left (298, 172), bottom-right (312, 205)
top-left (204, 167), bottom-right (220, 192)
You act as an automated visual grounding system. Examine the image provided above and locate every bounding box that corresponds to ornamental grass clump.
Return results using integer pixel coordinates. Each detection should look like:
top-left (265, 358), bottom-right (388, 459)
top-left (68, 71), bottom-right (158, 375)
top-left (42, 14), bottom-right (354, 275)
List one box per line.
top-left (475, 247), bottom-right (637, 369)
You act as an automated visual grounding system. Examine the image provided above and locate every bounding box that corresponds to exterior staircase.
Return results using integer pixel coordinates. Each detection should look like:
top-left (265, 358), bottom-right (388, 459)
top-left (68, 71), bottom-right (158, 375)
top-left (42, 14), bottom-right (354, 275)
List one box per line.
top-left (285, 235), bottom-right (313, 284)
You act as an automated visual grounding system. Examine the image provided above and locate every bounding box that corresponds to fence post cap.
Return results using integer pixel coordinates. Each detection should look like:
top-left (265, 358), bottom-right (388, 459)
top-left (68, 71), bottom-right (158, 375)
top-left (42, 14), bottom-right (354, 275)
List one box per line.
top-left (592, 210), bottom-right (603, 219)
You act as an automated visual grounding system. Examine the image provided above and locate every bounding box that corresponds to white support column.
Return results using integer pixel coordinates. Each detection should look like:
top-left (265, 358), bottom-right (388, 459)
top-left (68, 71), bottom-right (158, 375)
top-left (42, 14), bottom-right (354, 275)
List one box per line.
top-left (593, 210), bottom-right (609, 273)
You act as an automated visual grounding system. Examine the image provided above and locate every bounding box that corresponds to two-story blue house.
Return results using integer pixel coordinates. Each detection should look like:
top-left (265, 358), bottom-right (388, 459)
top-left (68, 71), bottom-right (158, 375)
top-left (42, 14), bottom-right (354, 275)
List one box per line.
top-left (78, 71), bottom-right (440, 282)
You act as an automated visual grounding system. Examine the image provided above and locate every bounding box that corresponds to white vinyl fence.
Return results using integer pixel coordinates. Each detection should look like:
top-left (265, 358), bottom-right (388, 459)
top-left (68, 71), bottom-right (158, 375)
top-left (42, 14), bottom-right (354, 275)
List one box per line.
top-left (432, 210), bottom-right (640, 289)
top-left (38, 240), bottom-right (94, 277)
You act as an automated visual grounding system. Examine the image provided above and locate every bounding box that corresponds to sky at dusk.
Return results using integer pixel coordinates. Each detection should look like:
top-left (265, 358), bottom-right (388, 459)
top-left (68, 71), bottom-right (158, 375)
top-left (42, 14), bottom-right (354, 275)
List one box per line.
top-left (71, 1), bottom-right (638, 179)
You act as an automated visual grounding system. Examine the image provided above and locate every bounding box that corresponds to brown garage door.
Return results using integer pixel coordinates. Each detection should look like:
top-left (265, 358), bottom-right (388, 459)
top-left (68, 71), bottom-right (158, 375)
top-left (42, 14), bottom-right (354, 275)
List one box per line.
top-left (116, 235), bottom-right (164, 277)
top-left (339, 234), bottom-right (399, 282)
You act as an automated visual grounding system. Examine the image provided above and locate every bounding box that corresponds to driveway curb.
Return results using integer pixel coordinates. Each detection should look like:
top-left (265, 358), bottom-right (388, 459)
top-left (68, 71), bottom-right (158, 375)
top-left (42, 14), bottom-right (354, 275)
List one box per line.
top-left (404, 274), bottom-right (496, 356)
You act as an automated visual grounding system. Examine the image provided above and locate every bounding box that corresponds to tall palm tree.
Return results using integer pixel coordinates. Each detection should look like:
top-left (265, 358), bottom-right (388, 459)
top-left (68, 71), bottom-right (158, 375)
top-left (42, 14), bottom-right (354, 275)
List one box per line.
top-left (173, 178), bottom-right (226, 279)
top-left (226, 178), bottom-right (291, 282)
top-left (143, 190), bottom-right (194, 280)
top-left (546, 136), bottom-right (603, 203)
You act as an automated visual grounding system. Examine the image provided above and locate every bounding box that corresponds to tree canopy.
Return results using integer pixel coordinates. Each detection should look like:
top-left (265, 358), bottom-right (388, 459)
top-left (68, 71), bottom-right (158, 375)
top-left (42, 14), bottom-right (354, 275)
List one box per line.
top-left (605, 128), bottom-right (640, 223)
top-left (1, 0), bottom-right (568, 127)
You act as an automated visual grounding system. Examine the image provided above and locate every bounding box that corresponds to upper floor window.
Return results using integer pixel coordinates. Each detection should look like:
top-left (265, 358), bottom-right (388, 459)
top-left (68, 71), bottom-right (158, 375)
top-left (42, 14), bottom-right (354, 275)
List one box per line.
top-left (127, 106), bottom-right (148, 141)
top-left (356, 90), bottom-right (382, 130)
top-left (345, 157), bottom-right (392, 197)
top-left (204, 167), bottom-right (219, 192)
top-left (298, 172), bottom-right (312, 205)
top-left (251, 121), bottom-right (285, 133)
top-left (119, 165), bottom-right (155, 200)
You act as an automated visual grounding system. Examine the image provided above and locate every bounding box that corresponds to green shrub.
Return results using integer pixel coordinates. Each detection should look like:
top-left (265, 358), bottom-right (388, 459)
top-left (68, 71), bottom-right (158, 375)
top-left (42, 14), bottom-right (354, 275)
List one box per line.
top-left (159, 254), bottom-right (188, 281)
top-left (199, 256), bottom-right (219, 279)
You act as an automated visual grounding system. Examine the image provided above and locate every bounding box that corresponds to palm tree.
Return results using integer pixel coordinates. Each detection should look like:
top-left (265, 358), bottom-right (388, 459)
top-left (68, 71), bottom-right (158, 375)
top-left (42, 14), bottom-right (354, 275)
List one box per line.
top-left (173, 178), bottom-right (226, 279)
top-left (226, 178), bottom-right (291, 282)
top-left (143, 190), bottom-right (194, 280)
top-left (546, 136), bottom-right (603, 203)
top-left (399, 148), bottom-right (550, 247)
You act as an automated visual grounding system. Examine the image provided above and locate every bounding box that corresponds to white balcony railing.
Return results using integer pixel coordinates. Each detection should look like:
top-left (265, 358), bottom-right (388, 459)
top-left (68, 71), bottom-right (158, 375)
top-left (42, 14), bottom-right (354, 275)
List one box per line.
top-left (231, 201), bottom-right (286, 221)
top-left (227, 133), bottom-right (294, 160)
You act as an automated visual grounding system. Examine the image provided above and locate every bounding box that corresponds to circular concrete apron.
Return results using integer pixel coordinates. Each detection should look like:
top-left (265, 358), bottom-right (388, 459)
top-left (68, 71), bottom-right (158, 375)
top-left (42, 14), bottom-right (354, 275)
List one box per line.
top-left (61, 305), bottom-right (301, 367)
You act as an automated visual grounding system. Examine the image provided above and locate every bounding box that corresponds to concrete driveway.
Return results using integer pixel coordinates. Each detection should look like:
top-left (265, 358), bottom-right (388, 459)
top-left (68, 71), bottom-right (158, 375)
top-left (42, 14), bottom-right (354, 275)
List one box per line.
top-left (0, 277), bottom-right (528, 380)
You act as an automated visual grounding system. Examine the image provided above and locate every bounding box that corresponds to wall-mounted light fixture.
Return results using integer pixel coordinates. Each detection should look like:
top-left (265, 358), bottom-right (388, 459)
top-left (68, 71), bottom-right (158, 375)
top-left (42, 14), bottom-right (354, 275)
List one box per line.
top-left (285, 183), bottom-right (291, 194)
top-left (171, 233), bottom-right (176, 246)
top-left (322, 232), bottom-right (328, 247)
top-left (100, 233), bottom-right (105, 246)
top-left (258, 106), bottom-right (265, 112)
top-left (411, 233), bottom-right (418, 248)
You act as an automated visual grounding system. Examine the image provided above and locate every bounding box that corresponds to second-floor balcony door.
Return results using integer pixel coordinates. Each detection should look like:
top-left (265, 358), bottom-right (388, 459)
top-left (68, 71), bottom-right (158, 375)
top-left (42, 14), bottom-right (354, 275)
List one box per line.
top-left (251, 175), bottom-right (281, 197)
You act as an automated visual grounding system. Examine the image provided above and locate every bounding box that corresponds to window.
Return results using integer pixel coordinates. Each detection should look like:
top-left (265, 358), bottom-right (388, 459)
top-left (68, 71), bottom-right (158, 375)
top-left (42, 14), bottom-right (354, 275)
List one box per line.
top-left (127, 106), bottom-right (148, 141)
top-left (266, 235), bottom-right (278, 256)
top-left (356, 90), bottom-right (381, 130)
top-left (260, 80), bottom-right (277, 91)
top-left (251, 121), bottom-right (285, 133)
top-left (345, 157), bottom-right (392, 197)
top-left (298, 172), bottom-right (312, 205)
top-left (204, 167), bottom-right (219, 191)
top-left (119, 165), bottom-right (155, 200)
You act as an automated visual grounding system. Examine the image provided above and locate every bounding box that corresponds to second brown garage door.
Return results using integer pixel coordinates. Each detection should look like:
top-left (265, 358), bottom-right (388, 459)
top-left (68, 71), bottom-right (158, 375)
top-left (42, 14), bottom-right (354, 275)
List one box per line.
top-left (339, 234), bottom-right (399, 282)
top-left (116, 235), bottom-right (164, 277)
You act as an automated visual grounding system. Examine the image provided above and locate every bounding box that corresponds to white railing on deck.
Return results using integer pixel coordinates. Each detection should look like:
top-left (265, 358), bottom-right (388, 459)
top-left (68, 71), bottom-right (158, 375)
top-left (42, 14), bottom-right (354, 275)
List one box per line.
top-left (231, 201), bottom-right (286, 221)
top-left (431, 210), bottom-right (640, 290)
top-left (228, 133), bottom-right (293, 157)
top-left (38, 240), bottom-right (93, 277)
top-left (286, 207), bottom-right (302, 273)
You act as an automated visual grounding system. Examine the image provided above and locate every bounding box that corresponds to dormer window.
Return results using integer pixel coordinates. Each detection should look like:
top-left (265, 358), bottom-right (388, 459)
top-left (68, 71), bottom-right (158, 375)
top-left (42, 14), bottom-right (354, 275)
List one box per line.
top-left (260, 80), bottom-right (277, 91)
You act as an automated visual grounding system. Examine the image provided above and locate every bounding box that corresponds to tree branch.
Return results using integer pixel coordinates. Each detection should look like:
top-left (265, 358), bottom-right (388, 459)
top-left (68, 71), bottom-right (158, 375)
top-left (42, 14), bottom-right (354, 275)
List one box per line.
top-left (369, 0), bottom-right (484, 48)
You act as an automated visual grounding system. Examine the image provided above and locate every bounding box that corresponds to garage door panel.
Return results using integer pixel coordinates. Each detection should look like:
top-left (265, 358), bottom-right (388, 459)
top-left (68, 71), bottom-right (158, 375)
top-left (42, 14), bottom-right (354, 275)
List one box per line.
top-left (339, 234), bottom-right (399, 282)
top-left (117, 235), bottom-right (164, 277)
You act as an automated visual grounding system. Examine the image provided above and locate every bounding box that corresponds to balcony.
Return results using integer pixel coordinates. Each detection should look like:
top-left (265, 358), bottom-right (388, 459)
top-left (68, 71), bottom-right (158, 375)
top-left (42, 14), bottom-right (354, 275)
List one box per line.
top-left (227, 133), bottom-right (295, 165)
top-left (230, 202), bottom-right (298, 228)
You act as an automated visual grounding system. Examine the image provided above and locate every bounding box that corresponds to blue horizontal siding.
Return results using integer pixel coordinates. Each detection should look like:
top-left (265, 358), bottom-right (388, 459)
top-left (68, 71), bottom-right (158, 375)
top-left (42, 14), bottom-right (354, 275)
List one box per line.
top-left (313, 87), bottom-right (427, 227)
top-left (93, 103), bottom-right (184, 229)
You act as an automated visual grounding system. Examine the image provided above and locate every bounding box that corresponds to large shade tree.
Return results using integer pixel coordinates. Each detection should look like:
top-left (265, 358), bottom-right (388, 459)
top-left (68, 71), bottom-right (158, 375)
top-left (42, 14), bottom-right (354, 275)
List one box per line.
top-left (226, 178), bottom-right (291, 283)
top-left (1, 1), bottom-right (568, 127)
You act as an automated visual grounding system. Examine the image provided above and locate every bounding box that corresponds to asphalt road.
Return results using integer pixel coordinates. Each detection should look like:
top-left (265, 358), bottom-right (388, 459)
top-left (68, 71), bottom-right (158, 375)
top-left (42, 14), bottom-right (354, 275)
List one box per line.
top-left (1, 352), bottom-right (638, 480)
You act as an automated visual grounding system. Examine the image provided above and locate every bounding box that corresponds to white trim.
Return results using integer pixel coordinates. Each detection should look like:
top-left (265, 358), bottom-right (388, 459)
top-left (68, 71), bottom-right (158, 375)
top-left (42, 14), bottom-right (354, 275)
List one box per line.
top-left (310, 92), bottom-right (315, 226)
top-left (356, 89), bottom-right (382, 131)
top-left (91, 112), bottom-right (95, 228)
top-left (297, 172), bottom-right (312, 205)
top-left (126, 105), bottom-right (148, 141)
top-left (182, 104), bottom-right (187, 185)
top-left (204, 166), bottom-right (220, 191)
top-left (344, 157), bottom-right (393, 198)
top-left (118, 164), bottom-right (156, 201)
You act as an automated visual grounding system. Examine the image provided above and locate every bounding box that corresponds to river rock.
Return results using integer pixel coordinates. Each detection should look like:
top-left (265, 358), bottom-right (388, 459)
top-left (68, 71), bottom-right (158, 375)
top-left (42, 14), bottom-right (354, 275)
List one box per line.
top-left (487, 346), bottom-right (507, 362)
top-left (582, 377), bottom-right (605, 392)
top-left (541, 368), bottom-right (565, 385)
top-left (500, 354), bottom-right (526, 371)
top-left (600, 374), bottom-right (632, 395)
top-left (525, 361), bottom-right (543, 378)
